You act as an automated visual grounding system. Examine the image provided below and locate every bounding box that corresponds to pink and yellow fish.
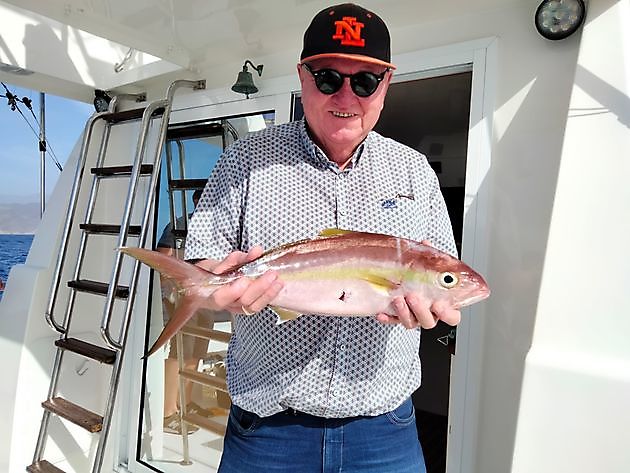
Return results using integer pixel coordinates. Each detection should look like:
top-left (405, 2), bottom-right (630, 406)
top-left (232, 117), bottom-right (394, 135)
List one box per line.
top-left (121, 229), bottom-right (490, 357)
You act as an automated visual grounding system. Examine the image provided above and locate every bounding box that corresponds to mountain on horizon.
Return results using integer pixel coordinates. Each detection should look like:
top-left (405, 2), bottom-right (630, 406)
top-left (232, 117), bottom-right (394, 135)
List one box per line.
top-left (0, 202), bottom-right (40, 234)
top-left (0, 193), bottom-right (51, 205)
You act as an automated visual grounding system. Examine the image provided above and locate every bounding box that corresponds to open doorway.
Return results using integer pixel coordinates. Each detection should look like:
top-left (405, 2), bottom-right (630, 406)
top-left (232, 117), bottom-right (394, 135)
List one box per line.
top-left (376, 69), bottom-right (473, 473)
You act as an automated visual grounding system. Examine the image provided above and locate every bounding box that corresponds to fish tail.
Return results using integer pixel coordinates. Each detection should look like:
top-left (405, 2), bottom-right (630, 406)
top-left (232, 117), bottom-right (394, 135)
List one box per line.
top-left (120, 247), bottom-right (228, 357)
top-left (119, 247), bottom-right (228, 287)
top-left (143, 296), bottom-right (201, 358)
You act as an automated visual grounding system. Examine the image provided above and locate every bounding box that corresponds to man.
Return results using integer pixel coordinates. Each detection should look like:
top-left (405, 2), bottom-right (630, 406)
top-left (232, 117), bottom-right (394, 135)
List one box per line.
top-left (185, 3), bottom-right (460, 472)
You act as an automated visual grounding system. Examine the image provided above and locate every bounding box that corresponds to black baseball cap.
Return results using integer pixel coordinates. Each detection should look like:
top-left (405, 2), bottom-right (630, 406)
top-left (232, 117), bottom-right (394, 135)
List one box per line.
top-left (300, 3), bottom-right (396, 69)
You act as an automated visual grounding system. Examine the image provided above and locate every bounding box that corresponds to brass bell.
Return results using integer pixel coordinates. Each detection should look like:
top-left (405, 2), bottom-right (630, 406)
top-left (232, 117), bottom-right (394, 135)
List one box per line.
top-left (231, 60), bottom-right (264, 99)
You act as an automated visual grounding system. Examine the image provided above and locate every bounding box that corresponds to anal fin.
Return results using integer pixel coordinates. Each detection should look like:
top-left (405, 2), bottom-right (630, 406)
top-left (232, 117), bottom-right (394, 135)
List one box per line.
top-left (270, 306), bottom-right (303, 324)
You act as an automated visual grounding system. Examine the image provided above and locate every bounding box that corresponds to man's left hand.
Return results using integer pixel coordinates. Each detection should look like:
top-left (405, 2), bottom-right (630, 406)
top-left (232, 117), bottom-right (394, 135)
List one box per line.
top-left (375, 296), bottom-right (461, 329)
top-left (375, 238), bottom-right (461, 329)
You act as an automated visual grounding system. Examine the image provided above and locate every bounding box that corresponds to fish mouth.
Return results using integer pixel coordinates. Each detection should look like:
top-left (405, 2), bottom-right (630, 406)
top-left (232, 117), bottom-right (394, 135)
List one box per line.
top-left (457, 287), bottom-right (491, 308)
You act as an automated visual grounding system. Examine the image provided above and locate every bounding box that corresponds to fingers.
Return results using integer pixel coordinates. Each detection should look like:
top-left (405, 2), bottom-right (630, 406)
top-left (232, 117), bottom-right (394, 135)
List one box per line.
top-left (375, 296), bottom-right (426, 329)
top-left (212, 246), bottom-right (264, 275)
top-left (238, 270), bottom-right (284, 314)
top-left (375, 295), bottom-right (461, 329)
top-left (213, 270), bottom-right (284, 315)
top-left (405, 294), bottom-right (439, 329)
top-left (431, 300), bottom-right (461, 326)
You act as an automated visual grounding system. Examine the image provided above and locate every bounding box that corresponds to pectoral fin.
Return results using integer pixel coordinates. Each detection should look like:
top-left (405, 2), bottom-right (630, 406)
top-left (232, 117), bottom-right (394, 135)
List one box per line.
top-left (361, 273), bottom-right (400, 294)
top-left (270, 306), bottom-right (303, 324)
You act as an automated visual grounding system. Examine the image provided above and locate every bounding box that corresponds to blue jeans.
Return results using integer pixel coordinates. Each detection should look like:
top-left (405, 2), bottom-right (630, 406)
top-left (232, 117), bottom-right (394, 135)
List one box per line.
top-left (218, 398), bottom-right (426, 473)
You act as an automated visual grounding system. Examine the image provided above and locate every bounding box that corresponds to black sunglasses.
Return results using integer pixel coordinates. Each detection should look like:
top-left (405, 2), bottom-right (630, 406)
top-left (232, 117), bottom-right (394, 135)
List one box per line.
top-left (302, 64), bottom-right (389, 98)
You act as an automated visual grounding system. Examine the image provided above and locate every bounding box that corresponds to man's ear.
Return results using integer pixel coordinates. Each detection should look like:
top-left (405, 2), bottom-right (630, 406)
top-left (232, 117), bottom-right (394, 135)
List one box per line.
top-left (296, 63), bottom-right (307, 85)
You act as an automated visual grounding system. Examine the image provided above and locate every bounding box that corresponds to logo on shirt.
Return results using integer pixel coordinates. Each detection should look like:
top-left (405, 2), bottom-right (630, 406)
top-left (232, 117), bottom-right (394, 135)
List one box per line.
top-left (332, 17), bottom-right (365, 47)
top-left (381, 198), bottom-right (397, 209)
top-left (381, 193), bottom-right (415, 210)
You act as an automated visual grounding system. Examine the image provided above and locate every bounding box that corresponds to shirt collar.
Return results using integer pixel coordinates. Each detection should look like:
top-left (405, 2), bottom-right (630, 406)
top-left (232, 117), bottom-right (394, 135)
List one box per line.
top-left (299, 119), bottom-right (369, 171)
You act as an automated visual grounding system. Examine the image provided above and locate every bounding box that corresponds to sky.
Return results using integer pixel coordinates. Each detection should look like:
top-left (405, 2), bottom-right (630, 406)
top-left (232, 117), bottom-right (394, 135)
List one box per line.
top-left (0, 82), bottom-right (93, 204)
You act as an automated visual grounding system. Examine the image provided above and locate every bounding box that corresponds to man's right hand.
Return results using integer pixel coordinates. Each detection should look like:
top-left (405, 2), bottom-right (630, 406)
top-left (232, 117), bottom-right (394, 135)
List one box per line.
top-left (195, 246), bottom-right (284, 315)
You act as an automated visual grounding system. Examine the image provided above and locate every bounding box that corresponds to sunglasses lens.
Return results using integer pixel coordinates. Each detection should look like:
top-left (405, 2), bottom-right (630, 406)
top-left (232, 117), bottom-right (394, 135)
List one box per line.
top-left (351, 72), bottom-right (380, 97)
top-left (315, 70), bottom-right (343, 95)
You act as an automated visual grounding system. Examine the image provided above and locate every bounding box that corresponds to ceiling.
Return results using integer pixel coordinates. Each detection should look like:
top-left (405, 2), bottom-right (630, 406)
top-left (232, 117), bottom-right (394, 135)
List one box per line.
top-left (0, 0), bottom-right (527, 101)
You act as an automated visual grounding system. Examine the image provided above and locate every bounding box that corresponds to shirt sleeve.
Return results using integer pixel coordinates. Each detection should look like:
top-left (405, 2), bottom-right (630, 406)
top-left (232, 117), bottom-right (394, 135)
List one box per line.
top-left (184, 141), bottom-right (248, 261)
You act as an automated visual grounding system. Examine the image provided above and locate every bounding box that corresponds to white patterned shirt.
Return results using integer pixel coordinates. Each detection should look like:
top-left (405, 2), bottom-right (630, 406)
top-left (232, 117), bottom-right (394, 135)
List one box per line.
top-left (185, 119), bottom-right (456, 418)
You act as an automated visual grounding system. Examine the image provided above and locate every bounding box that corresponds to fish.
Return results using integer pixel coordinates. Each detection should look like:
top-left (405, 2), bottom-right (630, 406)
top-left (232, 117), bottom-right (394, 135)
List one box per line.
top-left (121, 229), bottom-right (490, 357)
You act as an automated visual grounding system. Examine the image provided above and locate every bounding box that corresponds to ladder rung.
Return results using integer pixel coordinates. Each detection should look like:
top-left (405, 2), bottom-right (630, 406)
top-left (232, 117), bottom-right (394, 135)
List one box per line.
top-left (27, 460), bottom-right (66, 473)
top-left (79, 223), bottom-right (141, 236)
top-left (180, 368), bottom-right (228, 392)
top-left (183, 412), bottom-right (227, 435)
top-left (42, 397), bottom-right (103, 433)
top-left (91, 164), bottom-right (154, 177)
top-left (168, 178), bottom-right (207, 190)
top-left (55, 338), bottom-right (117, 364)
top-left (67, 279), bottom-right (129, 299)
top-left (100, 106), bottom-right (165, 124)
top-left (180, 324), bottom-right (231, 343)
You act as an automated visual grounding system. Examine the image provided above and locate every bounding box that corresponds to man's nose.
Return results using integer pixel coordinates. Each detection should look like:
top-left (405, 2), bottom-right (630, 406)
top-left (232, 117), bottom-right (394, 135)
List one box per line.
top-left (333, 77), bottom-right (355, 99)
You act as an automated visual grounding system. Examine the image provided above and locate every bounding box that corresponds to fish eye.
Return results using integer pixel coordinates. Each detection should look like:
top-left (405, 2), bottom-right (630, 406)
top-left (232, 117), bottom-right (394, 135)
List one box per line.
top-left (438, 272), bottom-right (458, 288)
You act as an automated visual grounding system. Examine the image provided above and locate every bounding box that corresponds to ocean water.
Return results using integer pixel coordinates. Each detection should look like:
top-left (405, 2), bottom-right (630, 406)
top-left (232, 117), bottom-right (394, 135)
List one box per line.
top-left (0, 234), bottom-right (33, 300)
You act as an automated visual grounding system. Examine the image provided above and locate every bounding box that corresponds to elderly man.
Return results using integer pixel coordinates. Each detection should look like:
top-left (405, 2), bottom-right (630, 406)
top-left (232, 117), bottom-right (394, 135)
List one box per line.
top-left (185, 3), bottom-right (460, 472)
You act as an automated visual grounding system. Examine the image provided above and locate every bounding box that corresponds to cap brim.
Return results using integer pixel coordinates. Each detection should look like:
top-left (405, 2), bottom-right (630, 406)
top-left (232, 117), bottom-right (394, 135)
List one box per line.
top-left (300, 53), bottom-right (396, 70)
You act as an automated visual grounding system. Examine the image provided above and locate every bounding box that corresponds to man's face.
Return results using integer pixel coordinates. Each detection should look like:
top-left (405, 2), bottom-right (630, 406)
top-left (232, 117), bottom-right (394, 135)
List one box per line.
top-left (297, 57), bottom-right (392, 157)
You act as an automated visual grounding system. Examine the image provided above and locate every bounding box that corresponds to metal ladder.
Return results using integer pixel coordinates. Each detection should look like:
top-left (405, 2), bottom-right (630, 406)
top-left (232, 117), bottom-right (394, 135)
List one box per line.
top-left (27, 79), bottom-right (206, 473)
top-left (159, 120), bottom-right (238, 465)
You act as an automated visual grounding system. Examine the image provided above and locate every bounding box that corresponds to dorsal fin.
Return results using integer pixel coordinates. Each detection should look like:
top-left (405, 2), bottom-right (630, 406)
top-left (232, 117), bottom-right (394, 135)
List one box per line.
top-left (318, 228), bottom-right (354, 238)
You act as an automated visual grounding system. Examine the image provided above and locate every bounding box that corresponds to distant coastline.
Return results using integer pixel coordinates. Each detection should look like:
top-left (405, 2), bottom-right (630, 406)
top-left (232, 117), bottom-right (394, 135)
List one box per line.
top-left (0, 202), bottom-right (40, 234)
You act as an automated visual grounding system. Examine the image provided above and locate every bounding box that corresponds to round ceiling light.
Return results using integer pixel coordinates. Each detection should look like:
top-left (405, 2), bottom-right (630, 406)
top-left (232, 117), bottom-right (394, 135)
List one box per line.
top-left (535, 0), bottom-right (586, 41)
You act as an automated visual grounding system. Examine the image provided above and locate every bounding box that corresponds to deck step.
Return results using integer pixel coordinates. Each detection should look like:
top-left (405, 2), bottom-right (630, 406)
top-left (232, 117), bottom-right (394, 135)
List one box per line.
top-left (26, 460), bottom-right (66, 473)
top-left (168, 178), bottom-right (207, 190)
top-left (91, 164), bottom-right (154, 177)
top-left (67, 279), bottom-right (129, 299)
top-left (100, 106), bottom-right (165, 124)
top-left (79, 223), bottom-right (142, 236)
top-left (55, 338), bottom-right (117, 364)
top-left (42, 397), bottom-right (103, 433)
top-left (180, 368), bottom-right (228, 392)
top-left (183, 412), bottom-right (227, 436)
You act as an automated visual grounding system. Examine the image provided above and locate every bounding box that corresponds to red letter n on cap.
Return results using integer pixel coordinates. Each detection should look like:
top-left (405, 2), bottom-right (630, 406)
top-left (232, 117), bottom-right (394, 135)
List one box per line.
top-left (332, 17), bottom-right (365, 47)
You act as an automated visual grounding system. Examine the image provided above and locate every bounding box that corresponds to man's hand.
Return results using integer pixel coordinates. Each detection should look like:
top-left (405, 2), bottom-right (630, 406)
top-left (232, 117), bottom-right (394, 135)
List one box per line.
top-left (195, 246), bottom-right (284, 315)
top-left (375, 238), bottom-right (461, 329)
top-left (375, 296), bottom-right (461, 329)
